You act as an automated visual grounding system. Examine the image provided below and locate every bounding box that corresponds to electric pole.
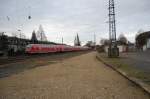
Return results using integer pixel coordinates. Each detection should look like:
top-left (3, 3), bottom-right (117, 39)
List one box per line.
top-left (94, 33), bottom-right (96, 46)
top-left (62, 37), bottom-right (63, 44)
top-left (108, 0), bottom-right (119, 57)
top-left (18, 29), bottom-right (21, 39)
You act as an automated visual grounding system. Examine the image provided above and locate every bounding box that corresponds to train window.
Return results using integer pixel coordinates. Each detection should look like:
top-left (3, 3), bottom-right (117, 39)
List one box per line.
top-left (26, 45), bottom-right (31, 48)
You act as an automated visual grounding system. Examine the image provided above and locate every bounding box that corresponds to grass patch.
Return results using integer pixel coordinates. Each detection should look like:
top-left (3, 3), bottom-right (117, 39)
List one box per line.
top-left (97, 53), bottom-right (150, 85)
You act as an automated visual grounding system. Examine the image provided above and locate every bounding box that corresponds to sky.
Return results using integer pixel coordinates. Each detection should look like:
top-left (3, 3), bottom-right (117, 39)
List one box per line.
top-left (0, 0), bottom-right (150, 45)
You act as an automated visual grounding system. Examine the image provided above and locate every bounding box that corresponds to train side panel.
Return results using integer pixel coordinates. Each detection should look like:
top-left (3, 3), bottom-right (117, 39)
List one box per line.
top-left (26, 44), bottom-right (89, 54)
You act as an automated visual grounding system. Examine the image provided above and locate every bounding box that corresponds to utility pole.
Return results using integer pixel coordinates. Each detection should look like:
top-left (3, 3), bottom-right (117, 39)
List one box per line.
top-left (94, 33), bottom-right (96, 46)
top-left (62, 37), bottom-right (63, 44)
top-left (18, 29), bottom-right (21, 39)
top-left (40, 29), bottom-right (43, 41)
top-left (108, 0), bottom-right (119, 57)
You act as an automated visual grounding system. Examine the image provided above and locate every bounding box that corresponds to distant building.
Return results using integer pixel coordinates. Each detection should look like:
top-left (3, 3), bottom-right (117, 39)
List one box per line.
top-left (0, 32), bottom-right (58, 56)
top-left (101, 33), bottom-right (135, 53)
top-left (101, 39), bottom-right (135, 53)
top-left (127, 41), bottom-right (135, 52)
top-left (0, 33), bottom-right (8, 55)
top-left (136, 31), bottom-right (150, 51)
top-left (85, 41), bottom-right (95, 48)
top-left (104, 41), bottom-right (128, 53)
top-left (74, 34), bottom-right (81, 46)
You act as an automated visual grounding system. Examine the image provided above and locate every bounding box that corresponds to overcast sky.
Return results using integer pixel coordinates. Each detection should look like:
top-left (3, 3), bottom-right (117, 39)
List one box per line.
top-left (0, 0), bottom-right (150, 45)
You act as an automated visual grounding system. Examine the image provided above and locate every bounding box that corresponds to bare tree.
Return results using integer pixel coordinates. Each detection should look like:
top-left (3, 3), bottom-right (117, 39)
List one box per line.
top-left (137, 29), bottom-right (144, 34)
top-left (11, 32), bottom-right (19, 37)
top-left (36, 25), bottom-right (47, 41)
top-left (31, 30), bottom-right (38, 43)
top-left (118, 34), bottom-right (127, 44)
top-left (100, 38), bottom-right (110, 45)
top-left (136, 29), bottom-right (145, 38)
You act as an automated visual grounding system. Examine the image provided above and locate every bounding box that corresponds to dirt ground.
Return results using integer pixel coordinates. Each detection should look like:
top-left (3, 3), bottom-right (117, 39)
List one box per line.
top-left (0, 52), bottom-right (149, 99)
top-left (0, 51), bottom-right (90, 78)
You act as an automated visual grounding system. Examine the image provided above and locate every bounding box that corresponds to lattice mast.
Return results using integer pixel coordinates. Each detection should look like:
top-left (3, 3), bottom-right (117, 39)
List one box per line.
top-left (109, 0), bottom-right (117, 44)
top-left (108, 0), bottom-right (119, 57)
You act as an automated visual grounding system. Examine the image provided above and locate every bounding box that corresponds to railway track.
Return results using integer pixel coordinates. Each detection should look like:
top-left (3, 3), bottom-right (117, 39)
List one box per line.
top-left (0, 51), bottom-right (91, 66)
top-left (0, 53), bottom-right (62, 66)
top-left (0, 51), bottom-right (91, 78)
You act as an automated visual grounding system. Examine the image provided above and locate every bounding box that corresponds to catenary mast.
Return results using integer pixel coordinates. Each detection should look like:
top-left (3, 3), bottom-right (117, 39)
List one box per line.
top-left (108, 0), bottom-right (119, 57)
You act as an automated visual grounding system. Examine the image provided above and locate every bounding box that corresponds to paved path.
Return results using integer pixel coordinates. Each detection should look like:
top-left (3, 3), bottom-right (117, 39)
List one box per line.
top-left (0, 52), bottom-right (149, 99)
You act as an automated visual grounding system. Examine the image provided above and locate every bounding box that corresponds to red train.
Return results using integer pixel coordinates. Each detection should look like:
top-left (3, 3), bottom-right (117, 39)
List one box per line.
top-left (25, 44), bottom-right (89, 54)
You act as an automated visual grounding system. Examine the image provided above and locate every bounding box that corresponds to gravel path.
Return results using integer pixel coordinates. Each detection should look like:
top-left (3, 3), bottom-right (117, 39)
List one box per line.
top-left (0, 52), bottom-right (149, 99)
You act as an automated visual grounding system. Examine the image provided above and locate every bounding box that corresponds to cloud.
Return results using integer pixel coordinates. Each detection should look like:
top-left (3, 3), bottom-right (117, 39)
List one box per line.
top-left (0, 0), bottom-right (150, 45)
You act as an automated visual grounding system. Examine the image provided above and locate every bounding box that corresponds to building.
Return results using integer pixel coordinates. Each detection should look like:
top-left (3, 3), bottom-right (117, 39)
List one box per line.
top-left (136, 31), bottom-right (150, 51)
top-left (101, 33), bottom-right (135, 53)
top-left (74, 34), bottom-right (81, 46)
top-left (104, 41), bottom-right (128, 53)
top-left (0, 33), bottom-right (58, 56)
top-left (85, 41), bottom-right (95, 49)
top-left (102, 39), bottom-right (136, 53)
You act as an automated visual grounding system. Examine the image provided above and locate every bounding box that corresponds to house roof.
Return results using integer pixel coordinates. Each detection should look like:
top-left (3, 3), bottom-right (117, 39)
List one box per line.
top-left (136, 31), bottom-right (150, 47)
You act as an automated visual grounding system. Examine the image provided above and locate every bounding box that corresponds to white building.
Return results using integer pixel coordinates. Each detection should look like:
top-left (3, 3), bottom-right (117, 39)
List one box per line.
top-left (143, 38), bottom-right (150, 51)
top-left (104, 45), bottom-right (127, 53)
top-left (136, 31), bottom-right (150, 51)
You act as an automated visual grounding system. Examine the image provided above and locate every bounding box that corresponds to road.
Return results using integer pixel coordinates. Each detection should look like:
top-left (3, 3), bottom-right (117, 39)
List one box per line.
top-left (0, 52), bottom-right (149, 99)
